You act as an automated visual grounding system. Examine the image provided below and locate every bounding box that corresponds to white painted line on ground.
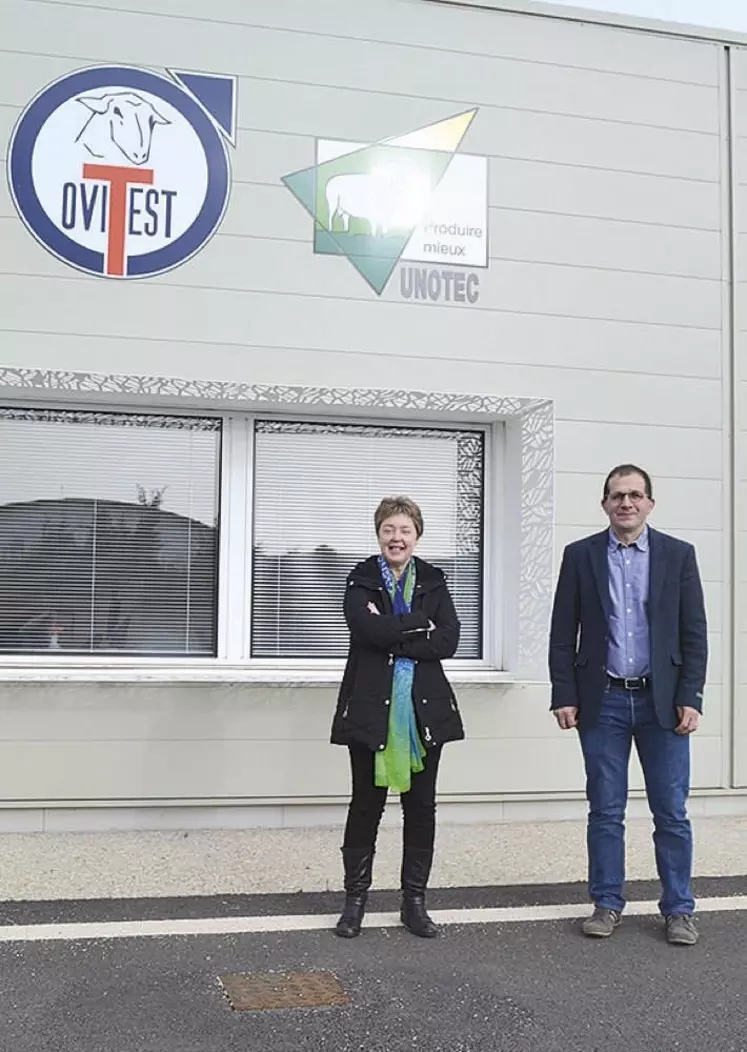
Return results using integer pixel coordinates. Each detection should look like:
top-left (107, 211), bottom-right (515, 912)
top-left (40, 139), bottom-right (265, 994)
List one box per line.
top-left (0, 895), bottom-right (745, 943)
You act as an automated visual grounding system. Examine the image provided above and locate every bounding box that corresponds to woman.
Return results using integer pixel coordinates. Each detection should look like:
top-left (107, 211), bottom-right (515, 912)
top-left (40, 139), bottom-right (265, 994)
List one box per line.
top-left (331, 495), bottom-right (464, 939)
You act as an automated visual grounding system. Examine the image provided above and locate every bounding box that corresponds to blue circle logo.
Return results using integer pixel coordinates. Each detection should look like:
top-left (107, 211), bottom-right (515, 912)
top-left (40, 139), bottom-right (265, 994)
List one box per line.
top-left (7, 65), bottom-right (235, 278)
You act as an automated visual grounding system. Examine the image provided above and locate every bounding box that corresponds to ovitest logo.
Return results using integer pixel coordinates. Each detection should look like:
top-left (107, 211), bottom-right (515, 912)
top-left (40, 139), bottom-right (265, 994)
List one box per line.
top-left (8, 65), bottom-right (236, 278)
top-left (283, 110), bottom-right (489, 301)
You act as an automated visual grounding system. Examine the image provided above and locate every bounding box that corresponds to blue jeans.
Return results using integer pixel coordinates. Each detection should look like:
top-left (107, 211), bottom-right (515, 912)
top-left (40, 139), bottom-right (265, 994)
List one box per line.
top-left (579, 686), bottom-right (694, 916)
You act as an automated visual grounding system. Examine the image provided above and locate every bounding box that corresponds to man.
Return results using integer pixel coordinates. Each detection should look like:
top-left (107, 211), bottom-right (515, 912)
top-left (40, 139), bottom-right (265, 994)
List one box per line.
top-left (549, 465), bottom-right (707, 945)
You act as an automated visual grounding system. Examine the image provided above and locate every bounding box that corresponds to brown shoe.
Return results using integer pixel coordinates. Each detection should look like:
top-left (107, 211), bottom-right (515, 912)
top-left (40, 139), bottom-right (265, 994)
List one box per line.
top-left (582, 907), bottom-right (621, 938)
top-left (665, 914), bottom-right (698, 945)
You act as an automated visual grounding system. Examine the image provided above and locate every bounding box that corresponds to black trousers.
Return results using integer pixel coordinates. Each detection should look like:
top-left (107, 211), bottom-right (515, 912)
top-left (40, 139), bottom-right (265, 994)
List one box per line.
top-left (342, 745), bottom-right (443, 851)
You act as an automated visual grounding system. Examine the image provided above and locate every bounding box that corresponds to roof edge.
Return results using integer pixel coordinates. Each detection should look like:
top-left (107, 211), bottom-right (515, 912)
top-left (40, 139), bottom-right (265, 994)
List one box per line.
top-left (421, 0), bottom-right (747, 48)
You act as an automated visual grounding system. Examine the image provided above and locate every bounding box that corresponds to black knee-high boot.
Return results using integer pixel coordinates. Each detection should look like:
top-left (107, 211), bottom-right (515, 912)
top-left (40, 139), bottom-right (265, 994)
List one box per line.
top-left (335, 847), bottom-right (374, 938)
top-left (400, 845), bottom-right (439, 938)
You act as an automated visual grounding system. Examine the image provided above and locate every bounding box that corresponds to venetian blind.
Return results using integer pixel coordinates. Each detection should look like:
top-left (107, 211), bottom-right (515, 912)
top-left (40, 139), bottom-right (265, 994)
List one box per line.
top-left (251, 421), bottom-right (485, 659)
top-left (0, 408), bottom-right (221, 655)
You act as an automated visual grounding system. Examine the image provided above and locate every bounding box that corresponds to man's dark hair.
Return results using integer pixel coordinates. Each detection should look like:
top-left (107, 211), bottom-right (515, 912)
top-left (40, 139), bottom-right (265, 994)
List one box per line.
top-left (603, 464), bottom-right (653, 500)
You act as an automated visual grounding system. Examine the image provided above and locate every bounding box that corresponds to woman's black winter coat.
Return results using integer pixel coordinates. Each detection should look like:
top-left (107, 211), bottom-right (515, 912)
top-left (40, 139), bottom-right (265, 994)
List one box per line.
top-left (330, 555), bottom-right (465, 752)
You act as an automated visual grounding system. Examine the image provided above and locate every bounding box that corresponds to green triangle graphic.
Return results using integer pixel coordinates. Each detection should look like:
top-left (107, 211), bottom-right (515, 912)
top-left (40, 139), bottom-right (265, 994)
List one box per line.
top-left (283, 138), bottom-right (457, 295)
top-left (313, 227), bottom-right (346, 257)
top-left (345, 247), bottom-right (407, 295)
top-left (281, 167), bottom-right (317, 216)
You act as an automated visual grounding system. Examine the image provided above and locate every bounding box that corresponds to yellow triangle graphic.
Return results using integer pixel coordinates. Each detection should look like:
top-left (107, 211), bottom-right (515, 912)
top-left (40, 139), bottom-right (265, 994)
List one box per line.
top-left (382, 109), bottom-right (477, 153)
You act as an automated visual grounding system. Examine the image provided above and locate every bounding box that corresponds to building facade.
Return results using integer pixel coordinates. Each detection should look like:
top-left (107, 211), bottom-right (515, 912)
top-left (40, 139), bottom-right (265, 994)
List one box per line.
top-left (0, 0), bottom-right (745, 830)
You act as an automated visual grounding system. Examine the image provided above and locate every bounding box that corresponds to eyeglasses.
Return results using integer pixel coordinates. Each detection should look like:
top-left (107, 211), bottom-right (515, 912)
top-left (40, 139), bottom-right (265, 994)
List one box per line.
top-left (607, 490), bottom-right (649, 504)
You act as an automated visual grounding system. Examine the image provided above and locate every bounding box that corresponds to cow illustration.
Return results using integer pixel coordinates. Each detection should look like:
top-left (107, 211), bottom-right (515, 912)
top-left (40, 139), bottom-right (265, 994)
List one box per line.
top-left (325, 165), bottom-right (431, 237)
top-left (75, 92), bottom-right (170, 165)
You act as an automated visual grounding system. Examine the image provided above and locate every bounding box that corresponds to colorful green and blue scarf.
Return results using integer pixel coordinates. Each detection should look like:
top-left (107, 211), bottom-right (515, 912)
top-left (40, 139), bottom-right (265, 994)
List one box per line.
top-left (374, 555), bottom-right (425, 793)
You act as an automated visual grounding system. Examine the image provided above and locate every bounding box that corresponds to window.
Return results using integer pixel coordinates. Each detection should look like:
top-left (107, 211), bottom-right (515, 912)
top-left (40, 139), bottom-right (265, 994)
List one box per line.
top-left (251, 420), bottom-right (485, 659)
top-left (0, 408), bottom-right (221, 655)
top-left (0, 407), bottom-right (490, 665)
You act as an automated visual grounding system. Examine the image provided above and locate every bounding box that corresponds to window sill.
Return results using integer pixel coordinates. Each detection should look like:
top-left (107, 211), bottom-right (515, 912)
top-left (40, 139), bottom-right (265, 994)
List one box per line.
top-left (0, 663), bottom-right (520, 686)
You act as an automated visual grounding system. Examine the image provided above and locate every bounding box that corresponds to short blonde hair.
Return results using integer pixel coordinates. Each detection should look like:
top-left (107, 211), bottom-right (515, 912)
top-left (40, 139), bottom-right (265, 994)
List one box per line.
top-left (374, 496), bottom-right (424, 538)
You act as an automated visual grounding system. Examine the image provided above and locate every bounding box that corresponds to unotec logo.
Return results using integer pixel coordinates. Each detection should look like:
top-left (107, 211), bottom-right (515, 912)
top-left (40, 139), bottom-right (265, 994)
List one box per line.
top-left (283, 110), bottom-right (489, 298)
top-left (8, 65), bottom-right (236, 278)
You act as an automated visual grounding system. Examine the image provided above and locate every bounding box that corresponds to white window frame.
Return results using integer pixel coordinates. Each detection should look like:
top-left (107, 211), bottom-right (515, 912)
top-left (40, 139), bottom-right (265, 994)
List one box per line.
top-left (218, 411), bottom-right (496, 671)
top-left (0, 373), bottom-right (553, 685)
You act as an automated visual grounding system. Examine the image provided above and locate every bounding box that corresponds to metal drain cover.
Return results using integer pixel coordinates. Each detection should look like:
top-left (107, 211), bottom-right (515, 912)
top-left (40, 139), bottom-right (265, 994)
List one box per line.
top-left (219, 971), bottom-right (351, 1012)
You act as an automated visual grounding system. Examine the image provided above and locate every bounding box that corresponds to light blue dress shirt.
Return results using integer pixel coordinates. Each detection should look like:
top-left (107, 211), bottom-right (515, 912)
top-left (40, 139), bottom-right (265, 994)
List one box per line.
top-left (606, 526), bottom-right (650, 678)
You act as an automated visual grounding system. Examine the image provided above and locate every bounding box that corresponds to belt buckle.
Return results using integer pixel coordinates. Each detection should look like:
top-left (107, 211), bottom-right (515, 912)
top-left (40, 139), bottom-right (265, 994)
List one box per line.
top-left (623, 677), bottom-right (640, 690)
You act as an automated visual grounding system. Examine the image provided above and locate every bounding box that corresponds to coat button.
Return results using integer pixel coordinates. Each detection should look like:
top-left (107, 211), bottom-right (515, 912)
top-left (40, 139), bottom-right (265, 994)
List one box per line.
top-left (384, 699), bottom-right (390, 706)
top-left (378, 744), bottom-right (385, 750)
top-left (422, 698), bottom-right (428, 705)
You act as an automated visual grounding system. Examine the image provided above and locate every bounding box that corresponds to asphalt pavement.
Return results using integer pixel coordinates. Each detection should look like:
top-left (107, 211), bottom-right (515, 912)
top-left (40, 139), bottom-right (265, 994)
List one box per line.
top-left (1, 816), bottom-right (746, 1050)
top-left (1, 880), bottom-right (746, 1052)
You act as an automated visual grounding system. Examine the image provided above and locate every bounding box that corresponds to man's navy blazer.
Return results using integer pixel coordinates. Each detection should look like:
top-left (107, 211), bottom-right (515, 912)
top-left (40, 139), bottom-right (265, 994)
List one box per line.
top-left (549, 527), bottom-right (708, 730)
